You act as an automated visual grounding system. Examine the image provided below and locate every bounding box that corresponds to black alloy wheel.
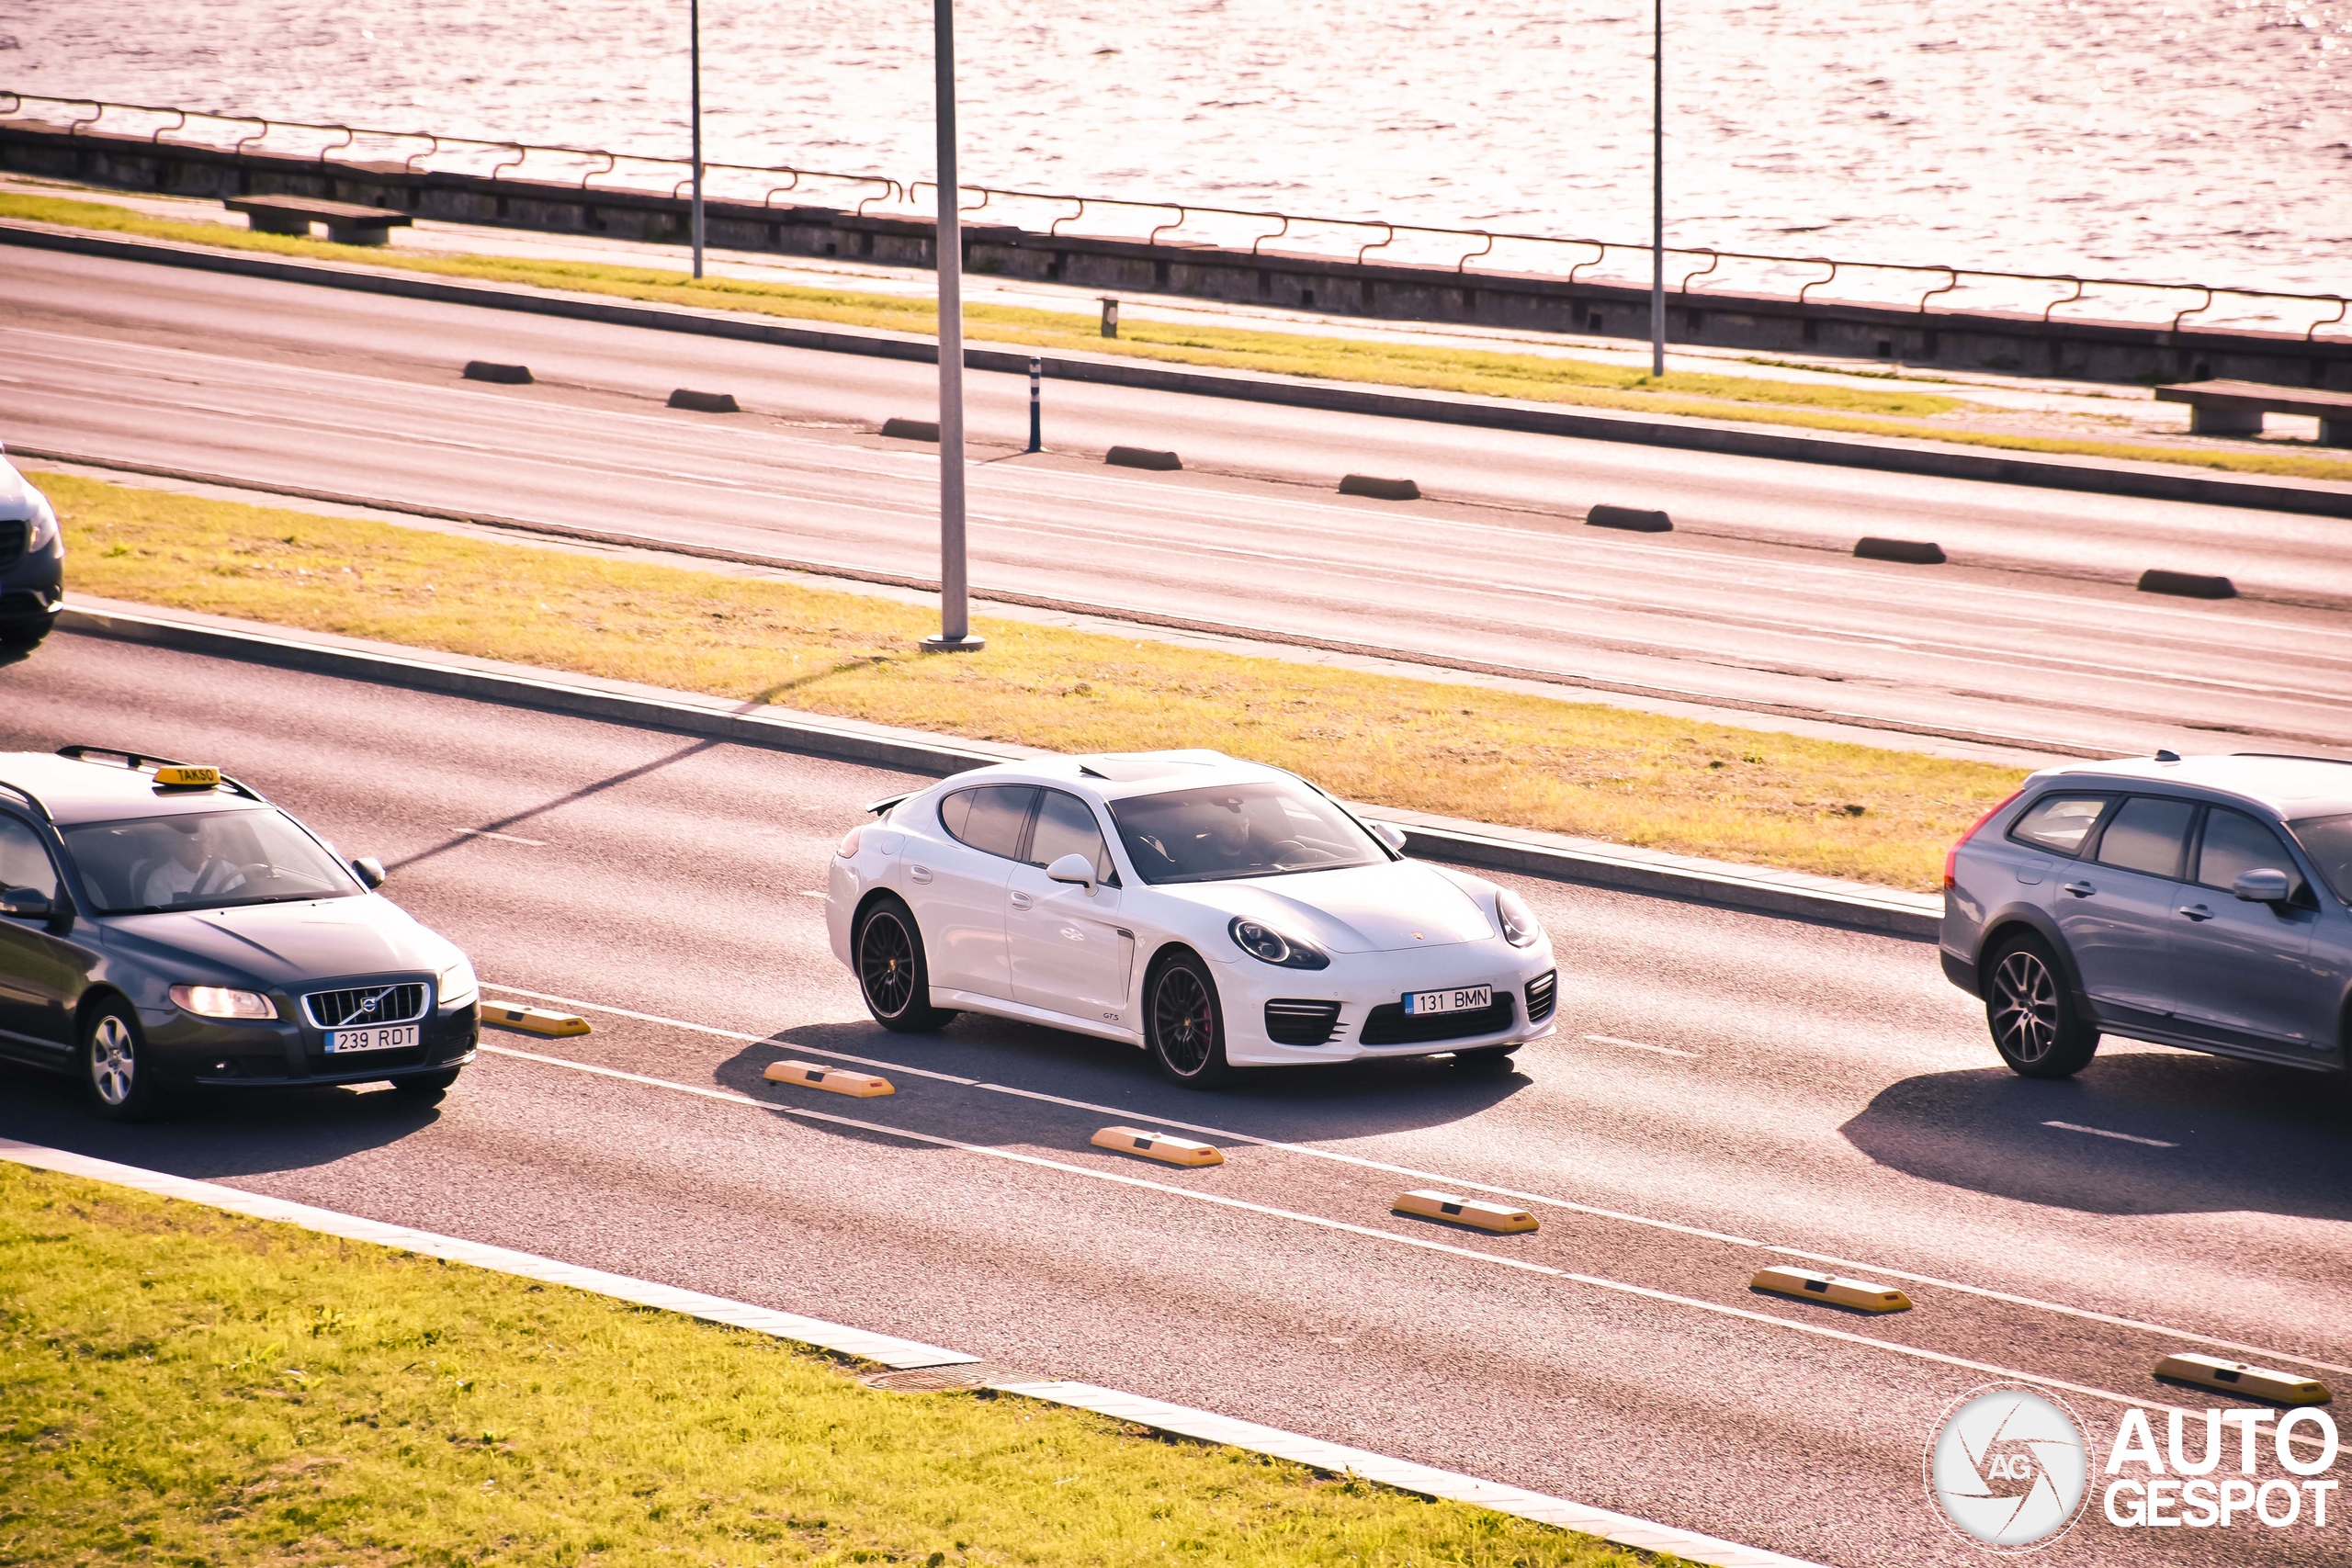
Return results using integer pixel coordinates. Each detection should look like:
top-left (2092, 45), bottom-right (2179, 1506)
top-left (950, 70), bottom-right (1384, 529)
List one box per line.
top-left (857, 898), bottom-right (954, 1032)
top-left (1148, 953), bottom-right (1233, 1088)
top-left (81, 1000), bottom-right (162, 1122)
top-left (1985, 935), bottom-right (2099, 1079)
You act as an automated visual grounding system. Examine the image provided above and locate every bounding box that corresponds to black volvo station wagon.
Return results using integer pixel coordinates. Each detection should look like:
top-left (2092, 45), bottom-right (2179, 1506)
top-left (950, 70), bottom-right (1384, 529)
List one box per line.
top-left (0, 747), bottom-right (479, 1120)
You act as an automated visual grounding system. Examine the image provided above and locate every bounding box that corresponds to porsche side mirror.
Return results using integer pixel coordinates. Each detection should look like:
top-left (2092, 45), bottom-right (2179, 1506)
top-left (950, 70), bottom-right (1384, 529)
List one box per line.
top-left (2232, 867), bottom-right (2291, 906)
top-left (1368, 821), bottom-right (1408, 852)
top-left (1045, 852), bottom-right (1098, 893)
top-left (0, 887), bottom-right (53, 921)
top-left (352, 856), bottom-right (388, 890)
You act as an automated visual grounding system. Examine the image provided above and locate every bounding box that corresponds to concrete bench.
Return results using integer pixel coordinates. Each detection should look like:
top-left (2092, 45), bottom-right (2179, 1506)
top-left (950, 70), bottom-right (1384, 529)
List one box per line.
top-left (2155, 378), bottom-right (2352, 446)
top-left (223, 194), bottom-right (413, 247)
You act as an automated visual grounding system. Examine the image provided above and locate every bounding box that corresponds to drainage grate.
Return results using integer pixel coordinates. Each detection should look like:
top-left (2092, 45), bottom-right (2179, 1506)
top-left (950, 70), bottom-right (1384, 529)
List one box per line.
top-left (860, 1362), bottom-right (1042, 1394)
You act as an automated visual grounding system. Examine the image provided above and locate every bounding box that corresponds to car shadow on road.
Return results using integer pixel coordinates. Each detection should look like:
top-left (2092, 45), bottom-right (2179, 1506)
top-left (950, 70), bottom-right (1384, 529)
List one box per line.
top-left (0, 1059), bottom-right (442, 1179)
top-left (718, 1010), bottom-right (1532, 1150)
top-left (1838, 1050), bottom-right (2352, 1220)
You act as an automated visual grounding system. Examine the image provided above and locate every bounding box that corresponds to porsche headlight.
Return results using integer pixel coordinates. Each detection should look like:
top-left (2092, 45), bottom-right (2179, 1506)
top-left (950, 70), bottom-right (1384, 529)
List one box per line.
top-left (437, 954), bottom-right (480, 1010)
top-left (1496, 887), bottom-right (1543, 948)
top-left (1228, 917), bottom-right (1330, 970)
top-left (170, 985), bottom-right (277, 1020)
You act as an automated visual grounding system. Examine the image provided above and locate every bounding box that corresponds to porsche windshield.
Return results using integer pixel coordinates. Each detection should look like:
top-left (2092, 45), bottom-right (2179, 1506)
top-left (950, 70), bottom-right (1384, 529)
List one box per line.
top-left (63, 808), bottom-right (361, 915)
top-left (1108, 781), bottom-right (1385, 885)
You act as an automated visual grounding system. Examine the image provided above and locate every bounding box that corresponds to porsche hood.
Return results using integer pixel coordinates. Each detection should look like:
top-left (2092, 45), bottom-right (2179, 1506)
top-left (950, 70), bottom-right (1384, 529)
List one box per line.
top-left (1169, 860), bottom-right (1496, 953)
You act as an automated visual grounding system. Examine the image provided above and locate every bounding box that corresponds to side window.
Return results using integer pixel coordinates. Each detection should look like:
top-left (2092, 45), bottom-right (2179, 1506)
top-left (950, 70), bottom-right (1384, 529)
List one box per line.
top-left (2196, 807), bottom-right (2305, 896)
top-left (939, 785), bottom-right (1035, 861)
top-left (2093, 796), bottom-right (2196, 879)
top-left (0, 815), bottom-right (60, 901)
top-left (1029, 790), bottom-right (1119, 884)
top-left (2008, 795), bottom-right (2111, 857)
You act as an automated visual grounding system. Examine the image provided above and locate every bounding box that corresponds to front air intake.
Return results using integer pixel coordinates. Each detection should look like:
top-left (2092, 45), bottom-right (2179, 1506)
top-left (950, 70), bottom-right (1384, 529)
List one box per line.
top-left (1264, 999), bottom-right (1342, 1045)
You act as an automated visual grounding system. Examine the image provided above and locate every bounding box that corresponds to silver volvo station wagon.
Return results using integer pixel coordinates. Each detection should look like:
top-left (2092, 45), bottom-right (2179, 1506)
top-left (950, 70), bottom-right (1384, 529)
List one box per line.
top-left (1939, 753), bottom-right (2352, 1079)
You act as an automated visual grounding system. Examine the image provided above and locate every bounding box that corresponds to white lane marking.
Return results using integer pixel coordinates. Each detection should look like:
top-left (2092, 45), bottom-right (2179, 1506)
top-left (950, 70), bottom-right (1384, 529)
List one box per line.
top-left (2045, 1120), bottom-right (2180, 1149)
top-left (475, 1041), bottom-right (2201, 1417)
top-left (1582, 1033), bottom-right (1702, 1059)
top-left (479, 984), bottom-right (2352, 1376)
top-left (455, 827), bottom-right (548, 846)
top-left (799, 890), bottom-right (827, 897)
top-left (477, 1043), bottom-right (1555, 1276)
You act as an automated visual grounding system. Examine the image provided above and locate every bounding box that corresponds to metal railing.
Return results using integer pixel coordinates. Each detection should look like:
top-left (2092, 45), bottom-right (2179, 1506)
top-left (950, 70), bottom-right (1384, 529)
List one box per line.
top-left (6, 92), bottom-right (2345, 341)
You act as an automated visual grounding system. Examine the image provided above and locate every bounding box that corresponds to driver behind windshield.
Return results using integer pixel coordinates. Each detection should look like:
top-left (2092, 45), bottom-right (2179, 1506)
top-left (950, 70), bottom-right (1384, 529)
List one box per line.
top-left (137, 817), bottom-right (252, 908)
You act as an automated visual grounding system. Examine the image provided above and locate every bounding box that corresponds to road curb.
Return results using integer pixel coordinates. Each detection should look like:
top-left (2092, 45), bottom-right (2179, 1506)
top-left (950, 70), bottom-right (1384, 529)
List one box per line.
top-left (0, 1139), bottom-right (1826, 1568)
top-left (54, 597), bottom-right (1941, 938)
top-left (9, 218), bottom-right (2349, 519)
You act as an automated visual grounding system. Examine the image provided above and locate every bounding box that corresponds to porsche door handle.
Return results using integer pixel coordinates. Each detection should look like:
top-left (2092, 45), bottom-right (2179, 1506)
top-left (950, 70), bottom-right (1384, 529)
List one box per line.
top-left (2177, 903), bottom-right (2213, 921)
top-left (1009, 891), bottom-right (1035, 910)
top-left (909, 865), bottom-right (933, 884)
top-left (2060, 880), bottom-right (2095, 897)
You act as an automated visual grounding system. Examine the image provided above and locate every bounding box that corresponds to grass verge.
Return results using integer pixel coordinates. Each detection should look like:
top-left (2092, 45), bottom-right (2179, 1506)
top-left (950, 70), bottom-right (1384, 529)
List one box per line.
top-left (45, 471), bottom-right (2018, 890)
top-left (0, 1161), bottom-right (1657, 1567)
top-left (10, 191), bottom-right (2351, 485)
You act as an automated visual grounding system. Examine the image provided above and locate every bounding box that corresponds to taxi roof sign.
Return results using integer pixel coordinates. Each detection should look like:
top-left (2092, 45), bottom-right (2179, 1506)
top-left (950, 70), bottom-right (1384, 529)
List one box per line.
top-left (153, 765), bottom-right (220, 788)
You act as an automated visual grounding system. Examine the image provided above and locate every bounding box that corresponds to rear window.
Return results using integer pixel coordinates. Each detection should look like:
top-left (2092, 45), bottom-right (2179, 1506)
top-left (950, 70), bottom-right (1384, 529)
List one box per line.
top-left (2092, 796), bottom-right (2196, 880)
top-left (2007, 795), bottom-right (2110, 857)
top-left (937, 785), bottom-right (1035, 861)
top-left (2290, 813), bottom-right (2352, 903)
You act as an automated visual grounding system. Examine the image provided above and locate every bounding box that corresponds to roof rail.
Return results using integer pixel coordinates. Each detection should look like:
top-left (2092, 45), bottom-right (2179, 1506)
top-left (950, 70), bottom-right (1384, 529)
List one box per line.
top-left (0, 780), bottom-right (48, 820)
top-left (54, 745), bottom-right (270, 802)
top-left (2230, 752), bottom-right (2352, 766)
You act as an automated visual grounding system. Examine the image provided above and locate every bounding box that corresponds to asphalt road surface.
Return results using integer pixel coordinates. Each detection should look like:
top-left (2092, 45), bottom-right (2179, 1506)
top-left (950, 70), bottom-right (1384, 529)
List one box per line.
top-left (7, 244), bottom-right (2352, 761)
top-left (5, 633), bottom-right (2347, 1566)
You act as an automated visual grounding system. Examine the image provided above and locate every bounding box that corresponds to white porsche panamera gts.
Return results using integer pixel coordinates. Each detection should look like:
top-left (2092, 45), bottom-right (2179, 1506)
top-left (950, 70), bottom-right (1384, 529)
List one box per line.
top-left (825, 750), bottom-right (1557, 1086)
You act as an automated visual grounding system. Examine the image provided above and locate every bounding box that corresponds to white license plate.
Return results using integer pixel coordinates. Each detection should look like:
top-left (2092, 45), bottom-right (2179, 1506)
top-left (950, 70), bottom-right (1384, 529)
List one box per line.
top-left (1402, 985), bottom-right (1492, 1017)
top-left (325, 1024), bottom-right (418, 1054)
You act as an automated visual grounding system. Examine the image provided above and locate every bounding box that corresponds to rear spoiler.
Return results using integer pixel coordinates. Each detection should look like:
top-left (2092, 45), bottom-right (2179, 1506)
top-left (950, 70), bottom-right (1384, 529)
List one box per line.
top-left (863, 791), bottom-right (914, 818)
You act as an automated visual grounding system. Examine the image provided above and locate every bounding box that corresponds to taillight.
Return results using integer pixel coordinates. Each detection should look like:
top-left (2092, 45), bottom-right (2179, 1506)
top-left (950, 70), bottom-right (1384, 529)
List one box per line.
top-left (835, 825), bottom-right (865, 858)
top-left (1944, 789), bottom-right (2025, 887)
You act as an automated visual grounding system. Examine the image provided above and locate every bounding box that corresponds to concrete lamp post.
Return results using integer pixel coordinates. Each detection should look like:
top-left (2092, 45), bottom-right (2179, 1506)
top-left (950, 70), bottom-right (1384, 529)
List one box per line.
top-left (922, 0), bottom-right (983, 652)
top-left (689, 0), bottom-right (705, 279)
top-left (1649, 0), bottom-right (1665, 378)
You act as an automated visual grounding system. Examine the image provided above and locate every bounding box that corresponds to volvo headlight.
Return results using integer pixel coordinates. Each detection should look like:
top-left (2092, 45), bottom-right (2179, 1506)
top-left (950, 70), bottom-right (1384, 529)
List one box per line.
top-left (170, 985), bottom-right (277, 1020)
top-left (1496, 887), bottom-right (1543, 948)
top-left (437, 954), bottom-right (480, 1010)
top-left (1228, 917), bottom-right (1330, 970)
top-left (24, 493), bottom-right (60, 555)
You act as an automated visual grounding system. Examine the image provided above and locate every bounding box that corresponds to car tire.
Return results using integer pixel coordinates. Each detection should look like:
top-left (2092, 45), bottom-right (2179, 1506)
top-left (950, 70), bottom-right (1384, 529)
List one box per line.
top-left (855, 897), bottom-right (956, 1032)
top-left (81, 1001), bottom-right (163, 1122)
top-left (0, 625), bottom-right (48, 651)
top-left (1984, 934), bottom-right (2099, 1079)
top-left (391, 1067), bottom-right (462, 1100)
top-left (1453, 1044), bottom-right (1520, 1075)
top-left (1147, 953), bottom-right (1235, 1089)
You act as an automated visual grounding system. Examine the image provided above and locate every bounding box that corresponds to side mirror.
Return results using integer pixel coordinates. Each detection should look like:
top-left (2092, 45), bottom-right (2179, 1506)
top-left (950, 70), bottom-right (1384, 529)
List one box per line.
top-left (1045, 852), bottom-right (1098, 893)
top-left (0, 887), bottom-right (53, 920)
top-left (2232, 867), bottom-right (2291, 906)
top-left (352, 857), bottom-right (388, 890)
top-left (1368, 821), bottom-right (1408, 852)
